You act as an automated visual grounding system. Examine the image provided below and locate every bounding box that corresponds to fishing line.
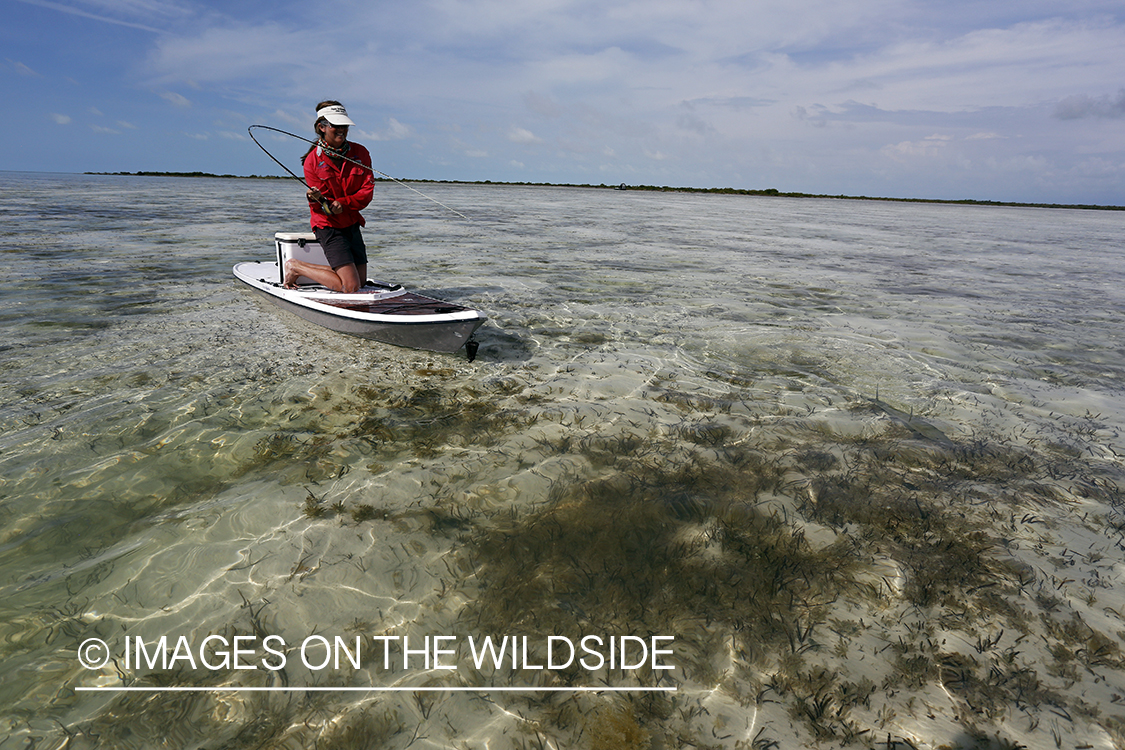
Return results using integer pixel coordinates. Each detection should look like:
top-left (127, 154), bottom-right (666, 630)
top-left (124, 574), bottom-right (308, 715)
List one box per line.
top-left (248, 125), bottom-right (470, 220)
top-left (246, 125), bottom-right (334, 215)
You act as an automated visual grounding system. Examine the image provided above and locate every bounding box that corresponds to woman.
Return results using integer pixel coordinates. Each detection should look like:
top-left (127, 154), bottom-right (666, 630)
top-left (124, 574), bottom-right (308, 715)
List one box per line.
top-left (283, 100), bottom-right (375, 293)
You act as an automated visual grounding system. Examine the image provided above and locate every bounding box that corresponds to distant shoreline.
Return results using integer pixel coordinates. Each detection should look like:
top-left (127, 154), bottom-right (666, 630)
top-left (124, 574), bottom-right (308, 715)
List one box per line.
top-left (84, 171), bottom-right (1125, 211)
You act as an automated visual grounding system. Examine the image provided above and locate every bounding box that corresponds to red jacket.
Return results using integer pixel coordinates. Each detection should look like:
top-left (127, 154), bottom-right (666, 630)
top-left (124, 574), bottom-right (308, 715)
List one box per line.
top-left (303, 142), bottom-right (375, 229)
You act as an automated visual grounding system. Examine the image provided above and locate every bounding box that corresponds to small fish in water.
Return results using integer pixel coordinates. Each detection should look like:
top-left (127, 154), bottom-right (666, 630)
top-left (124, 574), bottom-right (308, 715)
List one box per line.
top-left (869, 394), bottom-right (956, 449)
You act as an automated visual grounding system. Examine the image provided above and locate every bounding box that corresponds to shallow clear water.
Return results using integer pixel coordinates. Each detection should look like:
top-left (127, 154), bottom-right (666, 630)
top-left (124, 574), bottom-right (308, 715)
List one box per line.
top-left (2, 172), bottom-right (1124, 749)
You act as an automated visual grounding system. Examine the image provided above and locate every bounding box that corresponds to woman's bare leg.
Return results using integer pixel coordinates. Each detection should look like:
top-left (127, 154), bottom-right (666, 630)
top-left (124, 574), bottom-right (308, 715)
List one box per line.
top-left (284, 259), bottom-right (365, 293)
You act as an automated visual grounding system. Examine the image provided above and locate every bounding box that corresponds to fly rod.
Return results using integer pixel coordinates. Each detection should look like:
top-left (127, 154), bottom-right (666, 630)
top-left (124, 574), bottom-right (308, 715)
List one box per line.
top-left (248, 125), bottom-right (469, 220)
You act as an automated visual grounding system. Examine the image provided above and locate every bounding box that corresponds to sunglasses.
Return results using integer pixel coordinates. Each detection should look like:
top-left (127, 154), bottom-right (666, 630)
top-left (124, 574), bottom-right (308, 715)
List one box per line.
top-left (325, 123), bottom-right (349, 130)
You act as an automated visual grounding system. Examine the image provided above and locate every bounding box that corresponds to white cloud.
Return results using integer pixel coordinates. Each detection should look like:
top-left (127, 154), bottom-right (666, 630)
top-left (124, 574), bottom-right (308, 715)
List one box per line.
top-left (676, 112), bottom-right (714, 135)
top-left (1054, 89), bottom-right (1125, 120)
top-left (508, 127), bottom-right (542, 144)
top-left (160, 91), bottom-right (191, 108)
top-left (146, 22), bottom-right (311, 87)
top-left (1070, 156), bottom-right (1125, 178)
top-left (523, 91), bottom-right (562, 118)
top-left (51, 113), bottom-right (71, 125)
top-left (881, 135), bottom-right (953, 160)
top-left (7, 58), bottom-right (39, 76)
top-left (367, 118), bottom-right (414, 142)
top-left (14, 0), bottom-right (176, 33)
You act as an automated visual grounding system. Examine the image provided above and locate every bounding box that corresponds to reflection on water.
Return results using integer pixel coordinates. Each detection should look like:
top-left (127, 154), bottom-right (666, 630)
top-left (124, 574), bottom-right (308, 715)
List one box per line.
top-left (1, 173), bottom-right (1124, 748)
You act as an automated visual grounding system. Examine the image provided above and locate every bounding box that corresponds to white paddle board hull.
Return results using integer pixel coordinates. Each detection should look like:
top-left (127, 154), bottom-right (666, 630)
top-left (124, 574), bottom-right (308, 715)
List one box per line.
top-left (234, 260), bottom-right (486, 354)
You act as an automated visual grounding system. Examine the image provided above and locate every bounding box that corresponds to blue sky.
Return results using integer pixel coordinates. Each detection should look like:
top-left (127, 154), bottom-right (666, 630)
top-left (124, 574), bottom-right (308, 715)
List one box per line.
top-left (4, 0), bottom-right (1124, 204)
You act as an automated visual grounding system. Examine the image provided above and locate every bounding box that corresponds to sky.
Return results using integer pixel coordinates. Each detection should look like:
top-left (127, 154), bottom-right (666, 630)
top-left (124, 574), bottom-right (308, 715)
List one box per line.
top-left (4, 0), bottom-right (1125, 204)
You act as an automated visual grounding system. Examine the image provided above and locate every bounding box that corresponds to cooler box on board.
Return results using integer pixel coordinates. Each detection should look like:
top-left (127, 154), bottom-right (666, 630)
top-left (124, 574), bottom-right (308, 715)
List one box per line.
top-left (275, 232), bottom-right (329, 285)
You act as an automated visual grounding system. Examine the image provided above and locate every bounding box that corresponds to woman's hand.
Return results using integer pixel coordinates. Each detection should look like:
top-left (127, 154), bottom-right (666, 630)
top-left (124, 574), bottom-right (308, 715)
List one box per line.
top-left (307, 189), bottom-right (342, 214)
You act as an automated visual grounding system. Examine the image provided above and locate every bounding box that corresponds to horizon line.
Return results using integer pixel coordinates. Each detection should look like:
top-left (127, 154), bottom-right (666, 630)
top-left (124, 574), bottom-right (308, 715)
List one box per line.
top-left (81, 171), bottom-right (1125, 211)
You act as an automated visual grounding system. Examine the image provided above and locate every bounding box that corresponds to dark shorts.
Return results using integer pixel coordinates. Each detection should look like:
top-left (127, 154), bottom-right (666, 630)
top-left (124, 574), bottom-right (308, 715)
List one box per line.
top-left (313, 225), bottom-right (367, 269)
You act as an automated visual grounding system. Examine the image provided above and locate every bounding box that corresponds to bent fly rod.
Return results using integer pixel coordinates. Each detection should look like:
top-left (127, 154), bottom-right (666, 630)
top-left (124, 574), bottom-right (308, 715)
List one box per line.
top-left (247, 124), bottom-right (469, 220)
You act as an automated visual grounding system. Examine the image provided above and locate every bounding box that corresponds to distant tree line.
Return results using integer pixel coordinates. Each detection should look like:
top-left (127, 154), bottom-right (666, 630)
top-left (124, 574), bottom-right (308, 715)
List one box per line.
top-left (85, 172), bottom-right (1123, 210)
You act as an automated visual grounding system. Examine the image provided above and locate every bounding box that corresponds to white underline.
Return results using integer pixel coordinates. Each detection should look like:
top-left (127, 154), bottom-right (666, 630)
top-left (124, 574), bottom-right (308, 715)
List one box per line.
top-left (77, 685), bottom-right (676, 693)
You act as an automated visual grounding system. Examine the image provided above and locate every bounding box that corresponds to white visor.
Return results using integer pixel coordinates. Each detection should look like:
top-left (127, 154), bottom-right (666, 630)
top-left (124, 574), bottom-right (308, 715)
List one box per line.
top-left (316, 104), bottom-right (355, 126)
